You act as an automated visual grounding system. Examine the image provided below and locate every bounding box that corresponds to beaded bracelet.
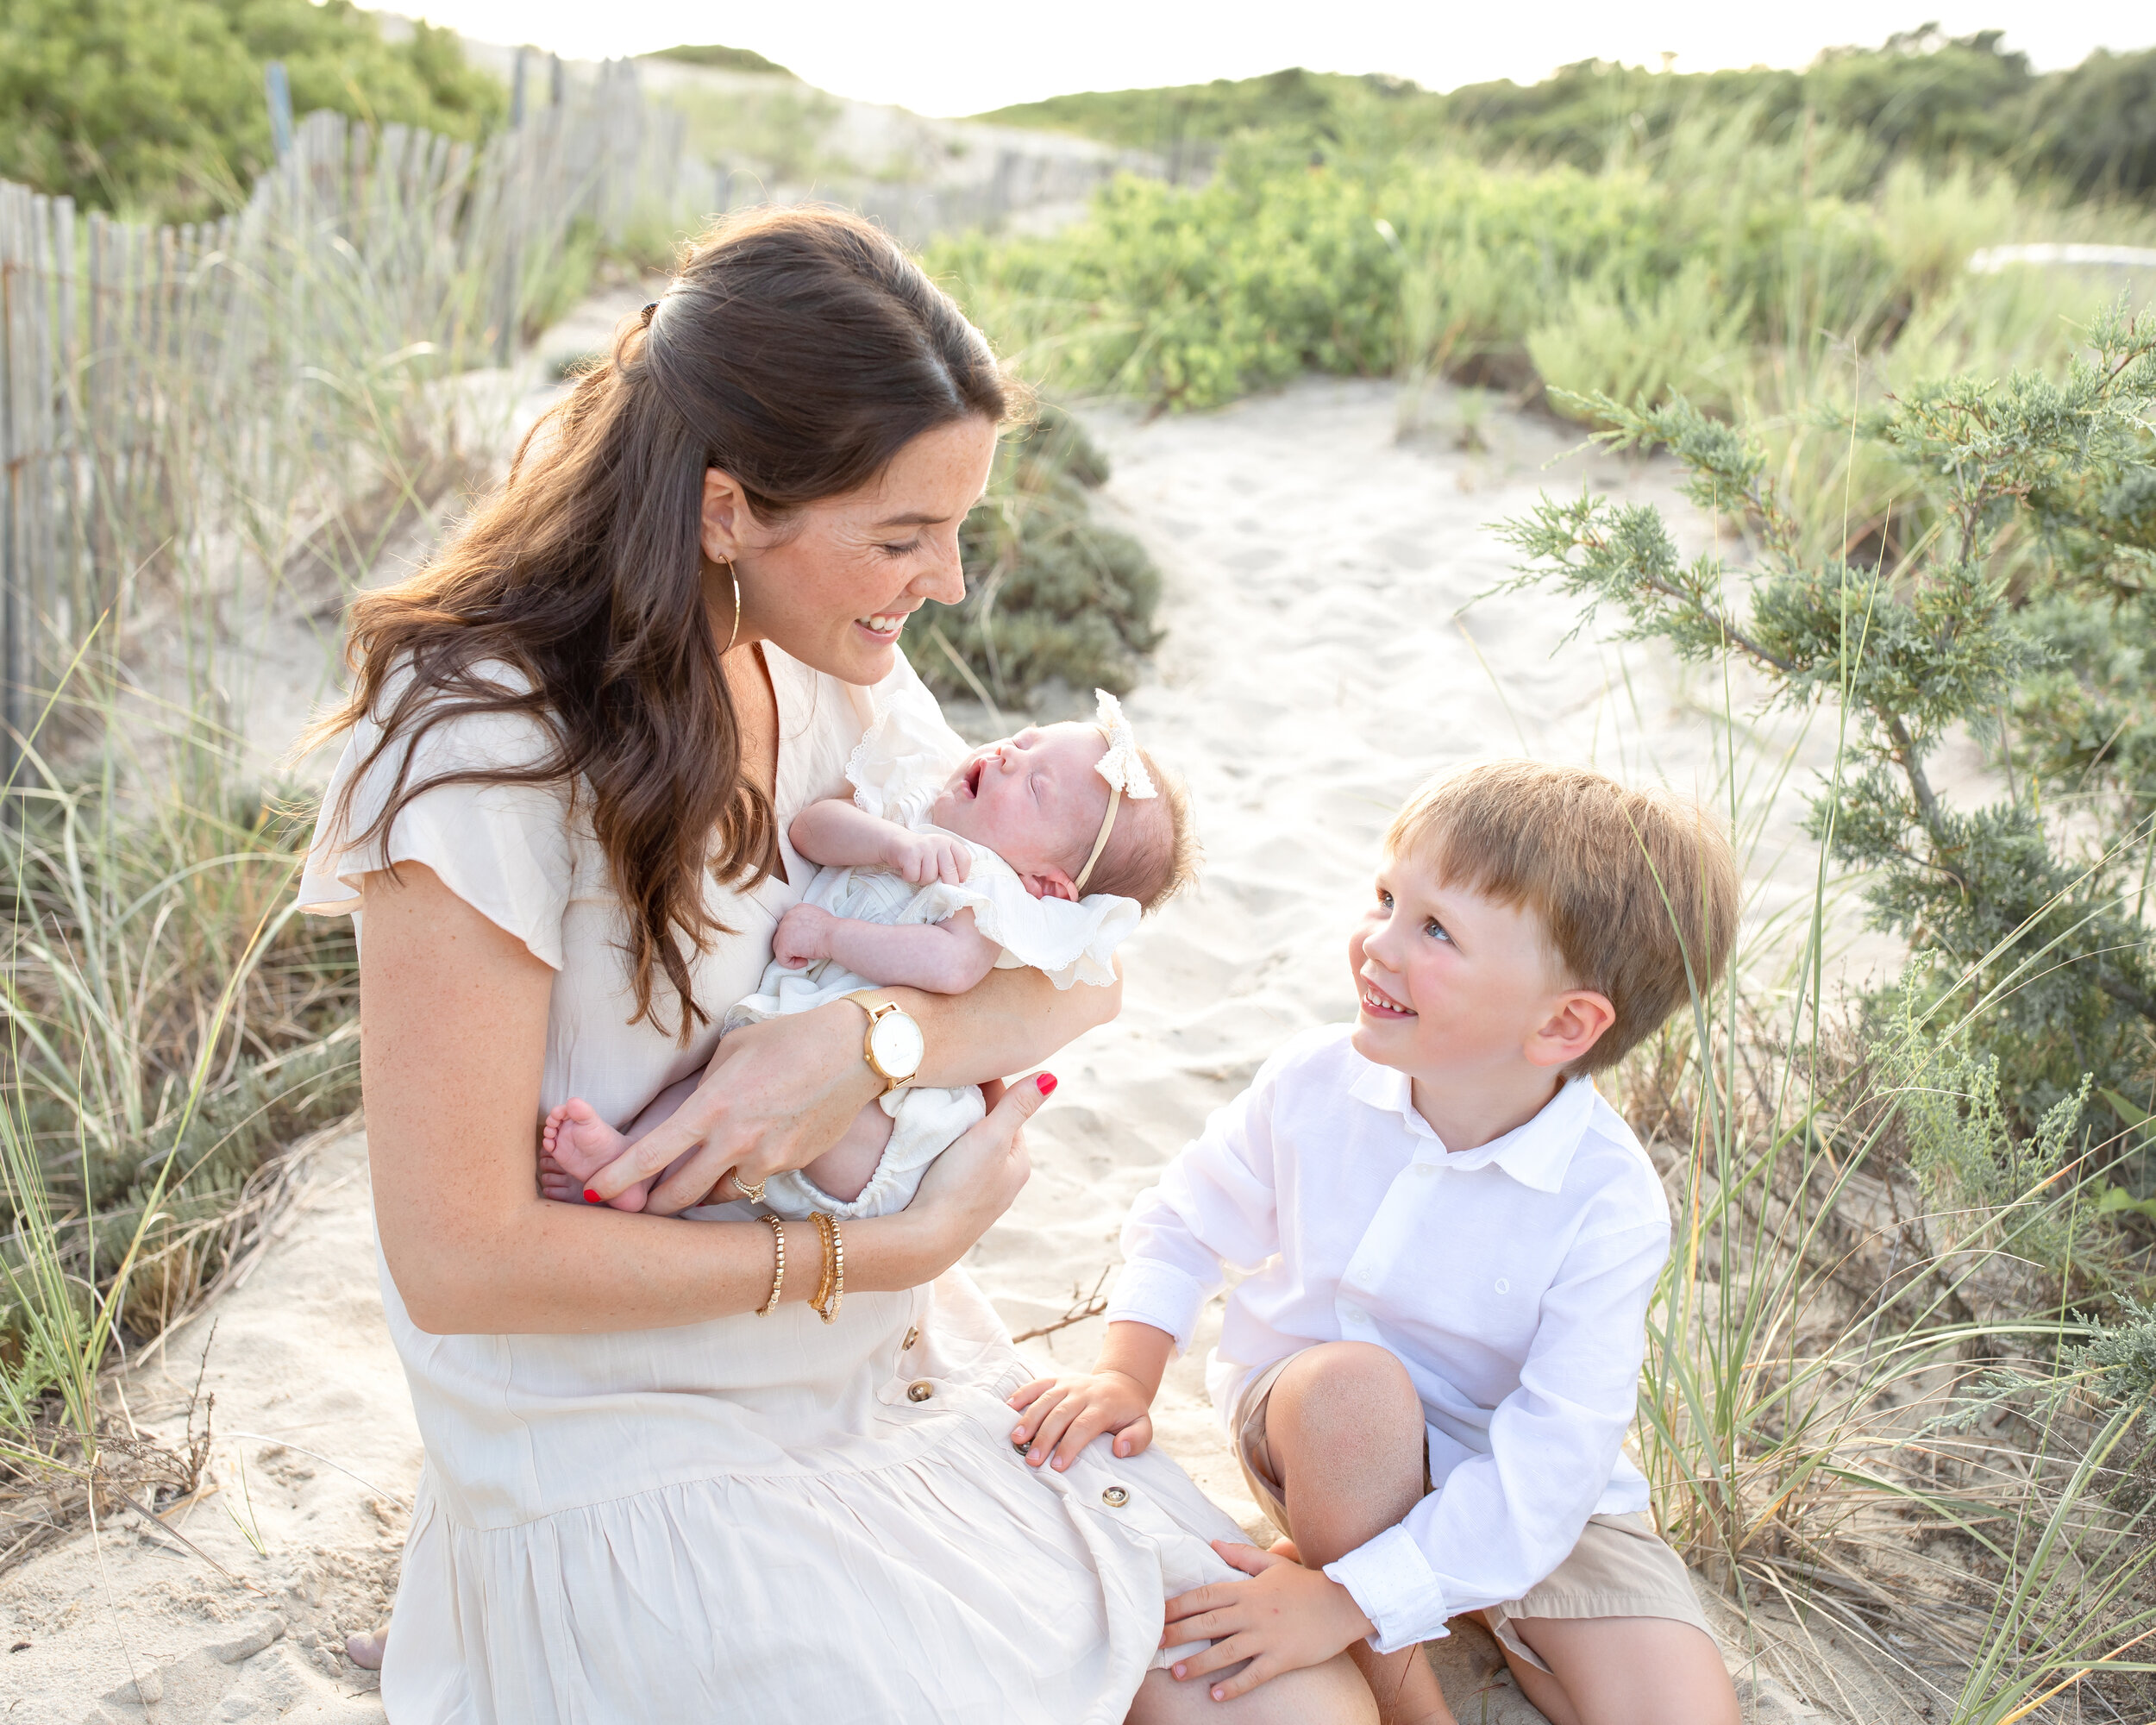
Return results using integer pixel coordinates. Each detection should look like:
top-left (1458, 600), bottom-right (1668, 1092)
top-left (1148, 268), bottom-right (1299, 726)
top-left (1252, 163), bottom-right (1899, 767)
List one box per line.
top-left (755, 1214), bottom-right (785, 1316)
top-left (809, 1212), bottom-right (844, 1326)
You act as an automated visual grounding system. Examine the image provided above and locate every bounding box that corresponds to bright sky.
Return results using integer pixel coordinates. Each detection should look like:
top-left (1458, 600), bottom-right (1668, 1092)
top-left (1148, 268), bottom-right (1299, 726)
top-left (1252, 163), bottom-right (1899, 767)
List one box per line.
top-left (367, 0), bottom-right (2155, 116)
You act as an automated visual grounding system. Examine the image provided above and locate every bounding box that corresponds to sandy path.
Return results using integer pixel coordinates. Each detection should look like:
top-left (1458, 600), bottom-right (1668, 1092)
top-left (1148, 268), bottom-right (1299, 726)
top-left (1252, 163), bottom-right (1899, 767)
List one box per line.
top-left (3, 376), bottom-right (1890, 1722)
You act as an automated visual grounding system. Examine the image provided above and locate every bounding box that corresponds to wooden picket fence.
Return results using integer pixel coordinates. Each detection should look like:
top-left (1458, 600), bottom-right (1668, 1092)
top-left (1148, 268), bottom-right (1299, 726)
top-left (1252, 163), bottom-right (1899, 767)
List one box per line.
top-left (0, 68), bottom-right (698, 788)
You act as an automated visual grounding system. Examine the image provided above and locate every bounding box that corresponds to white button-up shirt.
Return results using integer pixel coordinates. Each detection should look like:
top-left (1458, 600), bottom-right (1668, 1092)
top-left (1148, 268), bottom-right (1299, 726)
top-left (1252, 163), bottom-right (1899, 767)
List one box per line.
top-left (1105, 1025), bottom-right (1670, 1652)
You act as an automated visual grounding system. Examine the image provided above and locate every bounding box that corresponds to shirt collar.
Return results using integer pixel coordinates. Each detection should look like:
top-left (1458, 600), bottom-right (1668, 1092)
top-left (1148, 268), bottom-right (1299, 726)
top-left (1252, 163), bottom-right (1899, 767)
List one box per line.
top-left (1347, 1057), bottom-right (1599, 1194)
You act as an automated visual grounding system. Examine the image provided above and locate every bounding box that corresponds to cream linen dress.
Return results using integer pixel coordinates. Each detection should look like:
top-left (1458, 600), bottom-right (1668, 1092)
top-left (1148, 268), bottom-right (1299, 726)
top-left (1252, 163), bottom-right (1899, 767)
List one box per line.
top-left (299, 646), bottom-right (1244, 1725)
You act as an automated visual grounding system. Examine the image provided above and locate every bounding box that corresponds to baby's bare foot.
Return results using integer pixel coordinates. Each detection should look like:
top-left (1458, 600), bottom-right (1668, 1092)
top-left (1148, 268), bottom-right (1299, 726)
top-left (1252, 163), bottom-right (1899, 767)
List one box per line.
top-left (541, 1099), bottom-right (652, 1212)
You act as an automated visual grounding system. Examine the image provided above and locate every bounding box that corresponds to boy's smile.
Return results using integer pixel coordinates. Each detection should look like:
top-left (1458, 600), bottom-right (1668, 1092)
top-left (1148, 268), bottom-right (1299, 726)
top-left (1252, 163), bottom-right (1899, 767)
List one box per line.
top-left (1347, 847), bottom-right (1614, 1151)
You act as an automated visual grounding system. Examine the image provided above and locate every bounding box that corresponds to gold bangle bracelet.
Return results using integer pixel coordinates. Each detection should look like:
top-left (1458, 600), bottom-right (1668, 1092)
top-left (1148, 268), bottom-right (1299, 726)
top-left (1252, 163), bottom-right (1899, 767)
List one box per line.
top-left (810, 1212), bottom-right (844, 1326)
top-left (755, 1214), bottom-right (785, 1316)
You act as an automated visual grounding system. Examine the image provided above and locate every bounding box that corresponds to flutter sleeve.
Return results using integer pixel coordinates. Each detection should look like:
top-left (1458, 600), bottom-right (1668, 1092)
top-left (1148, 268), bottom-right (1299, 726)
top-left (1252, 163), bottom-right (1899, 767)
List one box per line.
top-left (907, 856), bottom-right (1139, 990)
top-left (843, 674), bottom-right (969, 829)
top-left (298, 673), bottom-right (577, 969)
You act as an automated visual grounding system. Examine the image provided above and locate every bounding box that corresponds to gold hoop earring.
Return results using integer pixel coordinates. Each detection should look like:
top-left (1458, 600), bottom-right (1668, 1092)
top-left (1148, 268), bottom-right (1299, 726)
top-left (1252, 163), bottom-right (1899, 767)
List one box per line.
top-left (724, 559), bottom-right (742, 656)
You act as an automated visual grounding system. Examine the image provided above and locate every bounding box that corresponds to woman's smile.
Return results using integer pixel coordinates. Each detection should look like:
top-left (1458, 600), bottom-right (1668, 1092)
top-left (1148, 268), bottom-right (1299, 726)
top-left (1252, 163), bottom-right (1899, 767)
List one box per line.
top-left (855, 608), bottom-right (915, 643)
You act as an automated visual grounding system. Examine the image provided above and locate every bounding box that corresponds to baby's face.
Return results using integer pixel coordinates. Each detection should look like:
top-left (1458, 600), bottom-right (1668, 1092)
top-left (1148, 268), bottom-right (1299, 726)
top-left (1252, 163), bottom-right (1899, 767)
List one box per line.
top-left (931, 722), bottom-right (1112, 891)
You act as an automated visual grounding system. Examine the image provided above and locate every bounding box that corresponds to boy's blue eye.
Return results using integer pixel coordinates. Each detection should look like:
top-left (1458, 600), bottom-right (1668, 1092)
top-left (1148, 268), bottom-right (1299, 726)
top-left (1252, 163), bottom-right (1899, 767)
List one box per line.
top-left (1426, 919), bottom-right (1450, 942)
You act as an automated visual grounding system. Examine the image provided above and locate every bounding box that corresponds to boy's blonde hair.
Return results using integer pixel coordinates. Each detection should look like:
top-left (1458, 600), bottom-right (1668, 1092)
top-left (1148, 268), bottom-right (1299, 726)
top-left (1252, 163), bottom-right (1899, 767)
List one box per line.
top-left (1384, 760), bottom-right (1739, 1074)
top-left (1084, 749), bottom-right (1199, 913)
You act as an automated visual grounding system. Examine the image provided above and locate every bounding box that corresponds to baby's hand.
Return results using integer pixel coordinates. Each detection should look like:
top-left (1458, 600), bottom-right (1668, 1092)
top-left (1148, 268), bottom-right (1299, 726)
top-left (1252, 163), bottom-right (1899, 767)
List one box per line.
top-left (1007, 1370), bottom-right (1155, 1471)
top-left (888, 828), bottom-right (971, 887)
top-left (774, 902), bottom-right (832, 969)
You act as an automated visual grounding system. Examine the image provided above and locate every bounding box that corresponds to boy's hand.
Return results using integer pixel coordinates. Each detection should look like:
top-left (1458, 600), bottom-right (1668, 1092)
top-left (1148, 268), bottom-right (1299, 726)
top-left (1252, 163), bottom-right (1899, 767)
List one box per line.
top-left (773, 902), bottom-right (832, 969)
top-left (1007, 1369), bottom-right (1154, 1470)
top-left (889, 829), bottom-right (972, 887)
top-left (1161, 1543), bottom-right (1374, 1703)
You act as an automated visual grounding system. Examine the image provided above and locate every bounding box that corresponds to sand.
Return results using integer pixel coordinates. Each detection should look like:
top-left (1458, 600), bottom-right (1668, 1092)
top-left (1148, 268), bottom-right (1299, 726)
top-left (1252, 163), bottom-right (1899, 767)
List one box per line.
top-left (1, 374), bottom-right (1915, 1722)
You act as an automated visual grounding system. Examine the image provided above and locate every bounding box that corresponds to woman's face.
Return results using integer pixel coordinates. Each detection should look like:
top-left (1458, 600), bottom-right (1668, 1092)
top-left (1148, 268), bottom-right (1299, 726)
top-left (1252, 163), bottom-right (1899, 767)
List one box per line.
top-left (705, 415), bottom-right (999, 686)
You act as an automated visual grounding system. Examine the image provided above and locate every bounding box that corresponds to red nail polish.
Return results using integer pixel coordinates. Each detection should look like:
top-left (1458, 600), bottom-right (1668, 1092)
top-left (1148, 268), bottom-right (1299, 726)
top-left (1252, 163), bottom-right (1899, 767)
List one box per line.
top-left (1036, 1072), bottom-right (1057, 1096)
top-left (583, 1189), bottom-right (601, 1204)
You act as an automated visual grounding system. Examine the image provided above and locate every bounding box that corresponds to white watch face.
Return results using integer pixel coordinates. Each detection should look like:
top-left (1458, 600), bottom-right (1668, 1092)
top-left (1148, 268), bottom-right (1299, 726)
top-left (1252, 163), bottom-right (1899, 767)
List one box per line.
top-left (868, 1010), bottom-right (924, 1081)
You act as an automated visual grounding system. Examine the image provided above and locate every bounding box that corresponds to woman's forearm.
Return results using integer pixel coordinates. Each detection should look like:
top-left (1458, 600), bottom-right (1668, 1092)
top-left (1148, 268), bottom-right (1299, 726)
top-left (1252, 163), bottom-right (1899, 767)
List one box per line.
top-left (393, 1196), bottom-right (956, 1335)
top-left (891, 961), bottom-right (1119, 1088)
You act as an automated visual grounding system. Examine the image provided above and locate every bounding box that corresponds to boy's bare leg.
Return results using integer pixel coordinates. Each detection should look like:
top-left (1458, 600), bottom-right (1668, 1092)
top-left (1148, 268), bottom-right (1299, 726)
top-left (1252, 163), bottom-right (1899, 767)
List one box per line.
top-left (1261, 1341), bottom-right (1455, 1725)
top-left (1490, 1615), bottom-right (1739, 1725)
top-left (1128, 1654), bottom-right (1376, 1724)
top-left (798, 1102), bottom-right (895, 1204)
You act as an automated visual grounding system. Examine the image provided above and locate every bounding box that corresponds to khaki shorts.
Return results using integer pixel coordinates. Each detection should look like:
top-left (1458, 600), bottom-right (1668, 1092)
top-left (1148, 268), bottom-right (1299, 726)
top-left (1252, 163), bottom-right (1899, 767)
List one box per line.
top-left (1232, 1353), bottom-right (1714, 1674)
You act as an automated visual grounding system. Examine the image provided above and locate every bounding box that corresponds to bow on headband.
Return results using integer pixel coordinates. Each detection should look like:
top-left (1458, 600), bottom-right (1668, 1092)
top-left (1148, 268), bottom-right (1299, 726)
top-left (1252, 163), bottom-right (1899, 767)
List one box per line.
top-left (1091, 688), bottom-right (1156, 801)
top-left (1073, 690), bottom-right (1156, 894)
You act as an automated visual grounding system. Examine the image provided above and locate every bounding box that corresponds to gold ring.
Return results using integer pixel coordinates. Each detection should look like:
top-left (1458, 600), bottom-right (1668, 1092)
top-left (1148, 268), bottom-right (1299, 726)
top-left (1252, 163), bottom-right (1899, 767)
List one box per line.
top-left (735, 1172), bottom-right (767, 1204)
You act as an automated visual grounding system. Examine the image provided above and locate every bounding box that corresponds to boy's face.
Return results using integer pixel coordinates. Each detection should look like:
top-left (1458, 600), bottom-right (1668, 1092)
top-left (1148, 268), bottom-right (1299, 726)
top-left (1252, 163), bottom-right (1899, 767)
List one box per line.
top-left (1348, 846), bottom-right (1606, 1088)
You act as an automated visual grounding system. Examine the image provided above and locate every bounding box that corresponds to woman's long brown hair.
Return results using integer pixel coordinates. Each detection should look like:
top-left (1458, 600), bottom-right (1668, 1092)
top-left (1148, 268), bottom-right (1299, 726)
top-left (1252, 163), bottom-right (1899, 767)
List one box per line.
top-left (308, 206), bottom-right (1010, 1038)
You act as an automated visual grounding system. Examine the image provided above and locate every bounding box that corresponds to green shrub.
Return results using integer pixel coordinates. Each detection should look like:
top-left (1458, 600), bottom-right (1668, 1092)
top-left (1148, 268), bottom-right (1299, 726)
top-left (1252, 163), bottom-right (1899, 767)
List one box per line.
top-left (1500, 305), bottom-right (2156, 1160)
top-left (0, 0), bottom-right (502, 222)
top-left (907, 405), bottom-right (1160, 708)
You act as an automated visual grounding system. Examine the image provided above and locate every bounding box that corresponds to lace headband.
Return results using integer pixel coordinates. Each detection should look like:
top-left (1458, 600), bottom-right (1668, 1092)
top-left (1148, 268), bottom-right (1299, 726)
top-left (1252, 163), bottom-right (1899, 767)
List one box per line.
top-left (1072, 689), bottom-right (1156, 894)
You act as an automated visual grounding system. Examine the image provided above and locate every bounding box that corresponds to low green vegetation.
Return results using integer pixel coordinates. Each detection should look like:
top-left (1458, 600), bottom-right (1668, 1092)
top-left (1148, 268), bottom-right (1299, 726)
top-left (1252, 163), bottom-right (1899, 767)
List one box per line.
top-left (647, 42), bottom-right (794, 78)
top-left (0, 0), bottom-right (501, 223)
top-left (914, 405), bottom-right (1161, 712)
top-left (978, 29), bottom-right (2156, 200)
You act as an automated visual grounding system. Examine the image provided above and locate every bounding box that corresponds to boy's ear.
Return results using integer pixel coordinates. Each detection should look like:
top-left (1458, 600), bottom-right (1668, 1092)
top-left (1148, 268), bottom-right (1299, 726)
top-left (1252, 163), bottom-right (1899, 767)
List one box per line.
top-left (1526, 988), bottom-right (1617, 1070)
top-left (1019, 868), bottom-right (1079, 903)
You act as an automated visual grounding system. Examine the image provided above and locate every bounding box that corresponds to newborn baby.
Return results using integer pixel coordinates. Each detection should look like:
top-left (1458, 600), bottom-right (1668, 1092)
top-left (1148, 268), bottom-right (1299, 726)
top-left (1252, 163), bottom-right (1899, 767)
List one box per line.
top-left (541, 686), bottom-right (1193, 1220)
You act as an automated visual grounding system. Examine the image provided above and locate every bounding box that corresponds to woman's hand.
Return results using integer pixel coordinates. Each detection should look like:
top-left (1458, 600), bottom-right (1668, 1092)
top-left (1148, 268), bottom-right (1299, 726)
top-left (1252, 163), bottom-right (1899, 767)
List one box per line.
top-left (583, 1002), bottom-right (879, 1214)
top-left (1006, 1368), bottom-right (1154, 1471)
top-left (902, 1072), bottom-right (1052, 1264)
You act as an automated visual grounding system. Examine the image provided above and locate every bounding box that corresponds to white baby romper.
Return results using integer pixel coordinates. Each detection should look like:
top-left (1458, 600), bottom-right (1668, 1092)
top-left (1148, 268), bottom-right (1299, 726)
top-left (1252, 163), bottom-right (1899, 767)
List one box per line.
top-left (741, 680), bottom-right (1139, 1220)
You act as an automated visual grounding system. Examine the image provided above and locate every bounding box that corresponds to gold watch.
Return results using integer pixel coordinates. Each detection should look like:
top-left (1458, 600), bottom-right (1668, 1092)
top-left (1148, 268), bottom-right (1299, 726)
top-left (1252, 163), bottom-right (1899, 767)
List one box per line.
top-left (845, 992), bottom-right (924, 1095)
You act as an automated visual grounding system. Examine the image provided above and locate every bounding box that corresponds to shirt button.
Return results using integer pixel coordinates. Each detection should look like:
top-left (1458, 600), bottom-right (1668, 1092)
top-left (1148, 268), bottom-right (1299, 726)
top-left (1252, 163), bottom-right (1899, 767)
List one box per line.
top-left (1100, 1486), bottom-right (1129, 1508)
top-left (1414, 1164), bottom-right (1436, 1178)
top-left (1339, 1303), bottom-right (1364, 1325)
top-left (1494, 1279), bottom-right (1510, 1295)
top-left (906, 1380), bottom-right (934, 1402)
top-left (903, 1327), bottom-right (920, 1350)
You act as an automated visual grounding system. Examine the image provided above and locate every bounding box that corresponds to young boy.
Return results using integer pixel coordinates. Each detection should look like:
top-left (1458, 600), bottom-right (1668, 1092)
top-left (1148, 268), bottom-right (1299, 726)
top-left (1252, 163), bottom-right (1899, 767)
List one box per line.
top-left (1009, 761), bottom-right (1743, 1725)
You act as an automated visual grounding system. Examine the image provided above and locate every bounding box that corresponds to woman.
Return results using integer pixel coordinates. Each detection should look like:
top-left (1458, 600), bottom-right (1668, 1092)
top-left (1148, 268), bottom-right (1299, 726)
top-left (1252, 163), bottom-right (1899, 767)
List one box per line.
top-left (301, 208), bottom-right (1373, 1723)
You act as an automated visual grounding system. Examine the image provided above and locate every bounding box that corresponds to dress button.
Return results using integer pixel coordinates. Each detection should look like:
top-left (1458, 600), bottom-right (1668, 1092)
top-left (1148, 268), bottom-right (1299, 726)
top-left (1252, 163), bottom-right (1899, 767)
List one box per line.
top-left (906, 1380), bottom-right (934, 1402)
top-left (903, 1327), bottom-right (920, 1350)
top-left (1100, 1486), bottom-right (1129, 1508)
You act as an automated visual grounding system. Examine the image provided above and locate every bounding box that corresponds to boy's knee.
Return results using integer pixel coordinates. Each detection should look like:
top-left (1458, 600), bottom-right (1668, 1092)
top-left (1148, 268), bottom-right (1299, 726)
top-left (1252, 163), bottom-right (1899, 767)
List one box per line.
top-left (1272, 1342), bottom-right (1421, 1440)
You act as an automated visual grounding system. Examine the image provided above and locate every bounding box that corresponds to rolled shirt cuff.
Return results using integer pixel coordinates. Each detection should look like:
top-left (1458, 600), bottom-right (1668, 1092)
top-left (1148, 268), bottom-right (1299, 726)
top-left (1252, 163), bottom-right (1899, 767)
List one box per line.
top-left (1103, 1260), bottom-right (1210, 1352)
top-left (1324, 1525), bottom-right (1451, 1655)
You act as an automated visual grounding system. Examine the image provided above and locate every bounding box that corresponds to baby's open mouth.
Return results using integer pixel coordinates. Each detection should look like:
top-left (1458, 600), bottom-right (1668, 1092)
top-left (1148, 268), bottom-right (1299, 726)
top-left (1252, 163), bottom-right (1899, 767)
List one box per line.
top-left (962, 757), bottom-right (986, 798)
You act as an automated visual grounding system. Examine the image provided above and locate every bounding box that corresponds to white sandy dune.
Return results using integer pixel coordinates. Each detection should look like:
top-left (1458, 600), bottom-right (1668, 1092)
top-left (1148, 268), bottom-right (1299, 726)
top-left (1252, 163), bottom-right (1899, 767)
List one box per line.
top-left (3, 377), bottom-right (1910, 1722)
